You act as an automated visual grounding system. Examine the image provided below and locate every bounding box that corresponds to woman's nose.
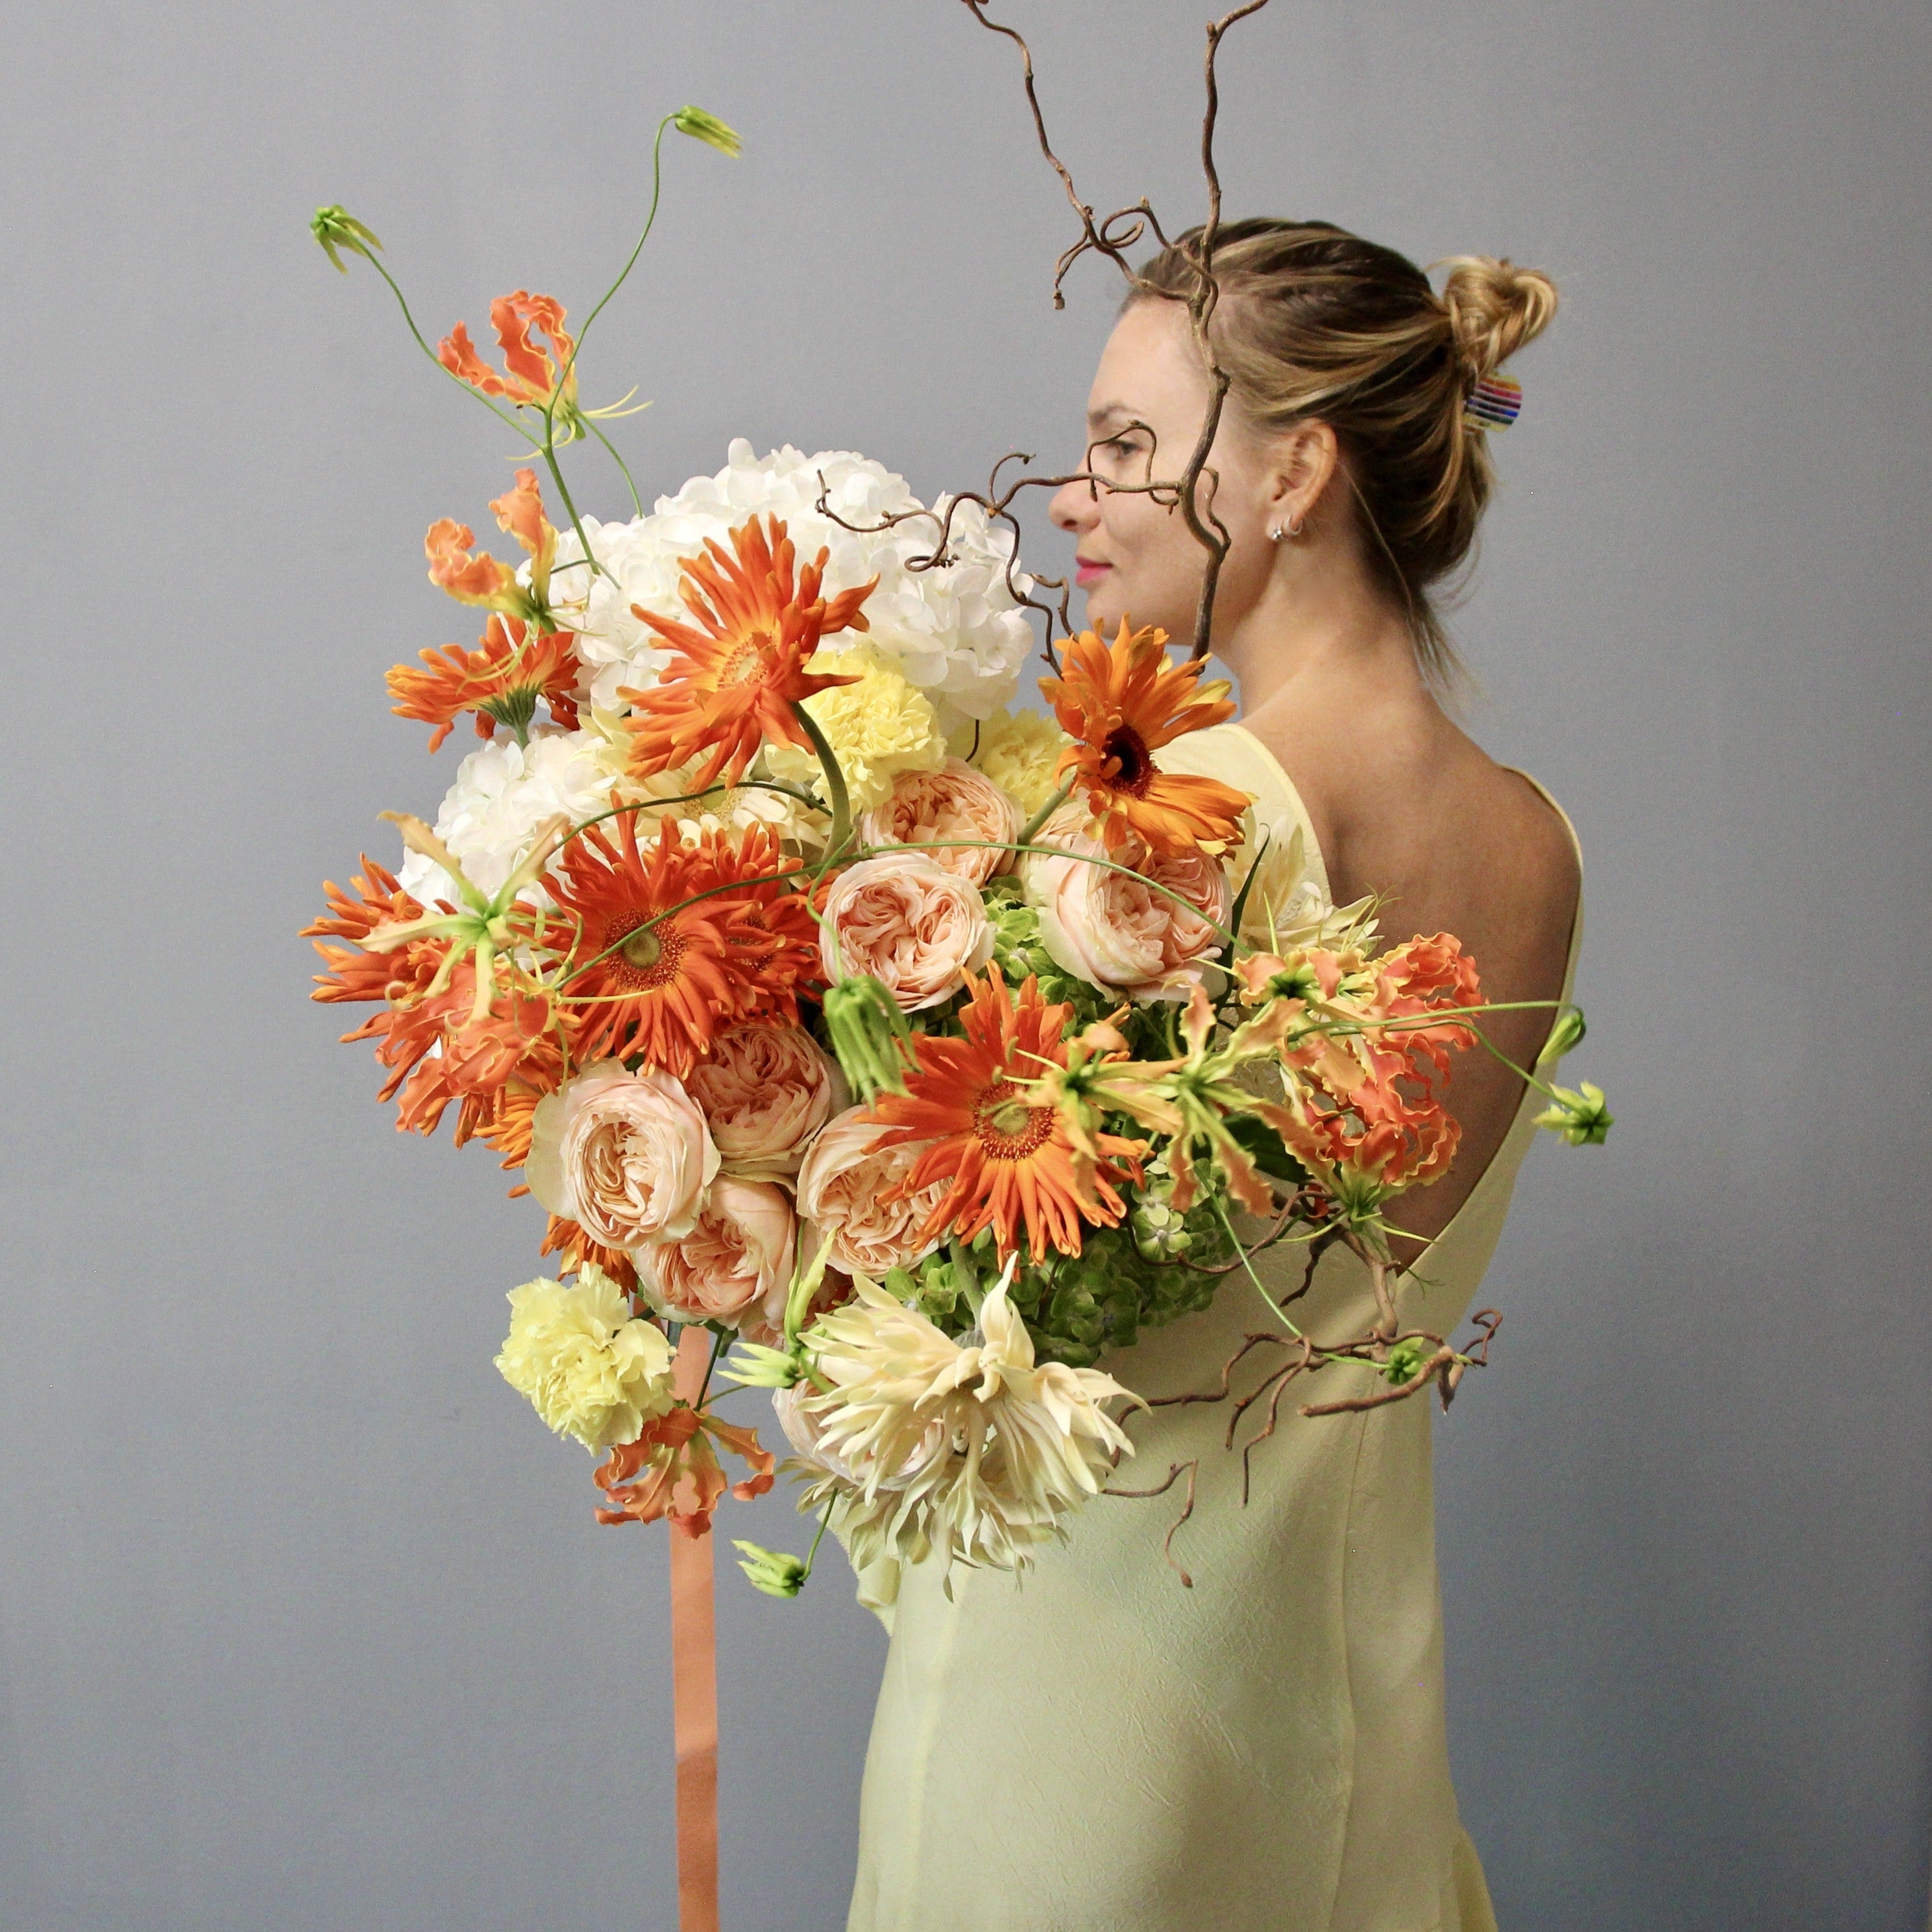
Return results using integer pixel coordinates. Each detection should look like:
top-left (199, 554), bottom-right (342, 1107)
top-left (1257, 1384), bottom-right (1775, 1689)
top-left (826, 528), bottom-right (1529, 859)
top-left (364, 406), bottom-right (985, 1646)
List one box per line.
top-left (1049, 474), bottom-right (1097, 534)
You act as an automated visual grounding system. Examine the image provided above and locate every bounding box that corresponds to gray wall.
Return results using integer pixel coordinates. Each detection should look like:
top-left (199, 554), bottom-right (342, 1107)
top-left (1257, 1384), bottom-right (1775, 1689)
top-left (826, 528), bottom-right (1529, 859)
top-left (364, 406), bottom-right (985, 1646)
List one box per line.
top-left (3, 1), bottom-right (1927, 1926)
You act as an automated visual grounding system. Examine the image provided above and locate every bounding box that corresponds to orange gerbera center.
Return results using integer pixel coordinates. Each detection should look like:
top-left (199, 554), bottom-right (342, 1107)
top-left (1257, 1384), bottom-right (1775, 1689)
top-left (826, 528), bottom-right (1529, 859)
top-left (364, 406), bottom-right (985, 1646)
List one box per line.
top-left (973, 1079), bottom-right (1056, 1160)
top-left (608, 916), bottom-right (686, 987)
top-left (1099, 724), bottom-right (1156, 798)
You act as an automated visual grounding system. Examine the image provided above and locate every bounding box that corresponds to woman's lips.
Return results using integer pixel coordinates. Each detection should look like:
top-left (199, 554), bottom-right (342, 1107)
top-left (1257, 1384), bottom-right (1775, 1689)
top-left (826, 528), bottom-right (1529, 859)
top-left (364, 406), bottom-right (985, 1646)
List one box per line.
top-left (1075, 559), bottom-right (1110, 587)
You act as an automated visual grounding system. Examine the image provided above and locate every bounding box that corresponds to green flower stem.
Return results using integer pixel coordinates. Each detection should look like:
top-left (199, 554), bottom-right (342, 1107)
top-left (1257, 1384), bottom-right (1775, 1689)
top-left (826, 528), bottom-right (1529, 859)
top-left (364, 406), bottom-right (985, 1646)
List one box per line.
top-left (355, 251), bottom-right (543, 448)
top-left (696, 1325), bottom-right (728, 1407)
top-left (792, 703), bottom-right (853, 867)
top-left (1014, 776), bottom-right (1076, 848)
top-left (911, 838), bottom-right (1240, 947)
top-left (584, 412), bottom-right (644, 517)
top-left (1212, 1195), bottom-right (1306, 1341)
top-left (537, 432), bottom-right (606, 587)
top-left (557, 862), bottom-right (818, 986)
top-left (556, 779), bottom-right (824, 853)
top-left (799, 1495), bottom-right (837, 1584)
top-left (562, 116), bottom-right (674, 379)
top-left (949, 1238), bottom-right (984, 1317)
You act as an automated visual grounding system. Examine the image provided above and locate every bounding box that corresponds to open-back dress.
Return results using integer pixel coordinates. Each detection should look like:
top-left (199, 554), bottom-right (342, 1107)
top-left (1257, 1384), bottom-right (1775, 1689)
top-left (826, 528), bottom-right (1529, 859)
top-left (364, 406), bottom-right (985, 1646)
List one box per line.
top-left (844, 723), bottom-right (1582, 1932)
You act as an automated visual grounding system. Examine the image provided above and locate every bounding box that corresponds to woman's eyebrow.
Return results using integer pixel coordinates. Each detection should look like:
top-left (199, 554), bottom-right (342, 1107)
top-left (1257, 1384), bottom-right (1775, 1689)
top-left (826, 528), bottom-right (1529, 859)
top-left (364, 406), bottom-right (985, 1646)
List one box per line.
top-left (1086, 402), bottom-right (1135, 432)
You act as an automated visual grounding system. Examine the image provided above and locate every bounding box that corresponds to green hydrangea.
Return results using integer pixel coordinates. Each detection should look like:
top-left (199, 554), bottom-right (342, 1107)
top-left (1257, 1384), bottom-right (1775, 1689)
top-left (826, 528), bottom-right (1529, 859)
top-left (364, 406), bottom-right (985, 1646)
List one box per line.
top-left (983, 887), bottom-right (1107, 1021)
top-left (905, 1200), bottom-right (1235, 1369)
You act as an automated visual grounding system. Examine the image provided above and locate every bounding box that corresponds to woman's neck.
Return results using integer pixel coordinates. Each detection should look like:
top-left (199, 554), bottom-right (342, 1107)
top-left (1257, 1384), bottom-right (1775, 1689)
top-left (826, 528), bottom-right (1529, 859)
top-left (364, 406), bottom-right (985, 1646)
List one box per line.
top-left (1215, 549), bottom-right (1425, 721)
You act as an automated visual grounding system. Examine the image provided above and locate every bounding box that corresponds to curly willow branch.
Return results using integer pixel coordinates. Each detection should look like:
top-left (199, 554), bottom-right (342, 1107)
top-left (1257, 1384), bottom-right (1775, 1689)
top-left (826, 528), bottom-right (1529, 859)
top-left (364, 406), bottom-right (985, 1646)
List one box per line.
top-left (938, 0), bottom-right (1276, 663)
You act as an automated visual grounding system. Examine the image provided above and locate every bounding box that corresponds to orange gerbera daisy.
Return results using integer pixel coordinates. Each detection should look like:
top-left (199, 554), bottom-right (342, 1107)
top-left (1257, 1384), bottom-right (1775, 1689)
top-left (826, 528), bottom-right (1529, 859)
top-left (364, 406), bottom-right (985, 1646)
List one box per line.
top-left (437, 289), bottom-right (578, 410)
top-left (1039, 619), bottom-right (1251, 857)
top-left (870, 968), bottom-right (1142, 1260)
top-left (541, 1214), bottom-right (640, 1294)
top-left (622, 513), bottom-right (876, 789)
top-left (548, 813), bottom-right (819, 1073)
top-left (387, 615), bottom-right (581, 752)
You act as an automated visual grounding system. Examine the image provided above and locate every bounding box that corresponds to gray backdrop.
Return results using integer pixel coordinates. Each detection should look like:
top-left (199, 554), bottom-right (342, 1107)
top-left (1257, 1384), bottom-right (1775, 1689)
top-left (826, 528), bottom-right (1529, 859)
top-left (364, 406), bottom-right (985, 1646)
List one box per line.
top-left (3, 1), bottom-right (1927, 1927)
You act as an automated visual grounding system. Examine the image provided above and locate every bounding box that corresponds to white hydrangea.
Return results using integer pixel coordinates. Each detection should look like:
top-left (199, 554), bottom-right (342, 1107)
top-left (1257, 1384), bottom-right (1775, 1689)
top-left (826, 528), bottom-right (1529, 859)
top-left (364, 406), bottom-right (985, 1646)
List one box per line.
top-left (397, 727), bottom-right (616, 908)
top-left (547, 439), bottom-right (1038, 727)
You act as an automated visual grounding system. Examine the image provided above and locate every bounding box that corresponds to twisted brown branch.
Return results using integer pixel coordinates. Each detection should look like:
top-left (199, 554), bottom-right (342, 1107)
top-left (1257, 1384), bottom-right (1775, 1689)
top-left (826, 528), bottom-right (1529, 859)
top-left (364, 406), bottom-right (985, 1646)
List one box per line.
top-left (955, 0), bottom-right (1277, 661)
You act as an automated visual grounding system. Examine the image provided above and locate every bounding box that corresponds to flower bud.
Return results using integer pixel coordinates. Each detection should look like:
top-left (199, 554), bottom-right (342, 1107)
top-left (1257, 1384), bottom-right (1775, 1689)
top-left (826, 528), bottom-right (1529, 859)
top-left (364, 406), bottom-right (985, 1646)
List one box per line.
top-left (1534, 1080), bottom-right (1613, 1147)
top-left (722, 1341), bottom-right (805, 1389)
top-left (673, 106), bottom-right (743, 157)
top-left (822, 975), bottom-right (916, 1103)
top-left (1380, 1336), bottom-right (1432, 1386)
top-left (732, 1541), bottom-right (808, 1599)
top-left (1538, 1006), bottom-right (1587, 1064)
top-left (311, 204), bottom-right (383, 275)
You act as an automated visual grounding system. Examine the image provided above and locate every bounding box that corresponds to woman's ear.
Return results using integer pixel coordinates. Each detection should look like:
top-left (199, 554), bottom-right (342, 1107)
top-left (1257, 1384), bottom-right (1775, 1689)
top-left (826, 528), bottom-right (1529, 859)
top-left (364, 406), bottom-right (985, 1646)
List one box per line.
top-left (1267, 422), bottom-right (1341, 533)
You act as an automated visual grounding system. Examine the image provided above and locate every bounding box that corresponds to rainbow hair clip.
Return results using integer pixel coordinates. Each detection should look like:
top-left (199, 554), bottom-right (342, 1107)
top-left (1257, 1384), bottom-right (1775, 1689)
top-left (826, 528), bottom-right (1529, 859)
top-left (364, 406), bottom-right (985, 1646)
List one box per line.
top-left (1463, 373), bottom-right (1523, 432)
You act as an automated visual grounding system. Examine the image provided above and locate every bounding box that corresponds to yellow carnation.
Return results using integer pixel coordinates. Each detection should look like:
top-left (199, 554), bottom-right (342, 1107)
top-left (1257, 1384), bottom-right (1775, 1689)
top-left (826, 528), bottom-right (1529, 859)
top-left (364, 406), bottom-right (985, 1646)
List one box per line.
top-left (973, 706), bottom-right (1072, 815)
top-left (495, 1264), bottom-right (676, 1450)
top-left (766, 647), bottom-right (947, 812)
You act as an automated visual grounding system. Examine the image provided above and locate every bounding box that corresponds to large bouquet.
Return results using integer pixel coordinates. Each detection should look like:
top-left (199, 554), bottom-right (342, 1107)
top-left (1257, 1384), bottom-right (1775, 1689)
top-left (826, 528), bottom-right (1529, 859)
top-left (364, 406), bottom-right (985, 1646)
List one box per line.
top-left (303, 86), bottom-right (1608, 1931)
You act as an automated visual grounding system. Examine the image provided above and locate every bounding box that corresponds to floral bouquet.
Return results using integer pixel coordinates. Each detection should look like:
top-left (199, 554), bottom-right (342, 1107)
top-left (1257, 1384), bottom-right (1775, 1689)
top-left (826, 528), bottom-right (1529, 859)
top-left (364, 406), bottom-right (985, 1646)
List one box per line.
top-left (303, 92), bottom-right (1609, 1932)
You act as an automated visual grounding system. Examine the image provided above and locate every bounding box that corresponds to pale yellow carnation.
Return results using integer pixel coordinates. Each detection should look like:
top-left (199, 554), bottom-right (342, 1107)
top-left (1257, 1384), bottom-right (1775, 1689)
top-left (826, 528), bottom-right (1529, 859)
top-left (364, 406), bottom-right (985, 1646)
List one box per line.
top-left (766, 646), bottom-right (947, 812)
top-left (972, 706), bottom-right (1071, 815)
top-left (495, 1264), bottom-right (675, 1451)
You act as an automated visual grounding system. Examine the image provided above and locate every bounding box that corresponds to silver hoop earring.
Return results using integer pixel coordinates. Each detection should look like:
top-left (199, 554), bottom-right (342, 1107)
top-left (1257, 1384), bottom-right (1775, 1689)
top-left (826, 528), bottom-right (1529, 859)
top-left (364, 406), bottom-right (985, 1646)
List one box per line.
top-left (1269, 513), bottom-right (1304, 543)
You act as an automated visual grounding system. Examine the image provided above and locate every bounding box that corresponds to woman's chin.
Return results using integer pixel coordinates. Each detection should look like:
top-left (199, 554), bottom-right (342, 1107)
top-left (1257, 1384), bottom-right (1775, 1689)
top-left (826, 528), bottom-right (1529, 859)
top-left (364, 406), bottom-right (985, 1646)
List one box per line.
top-left (1077, 582), bottom-right (1126, 633)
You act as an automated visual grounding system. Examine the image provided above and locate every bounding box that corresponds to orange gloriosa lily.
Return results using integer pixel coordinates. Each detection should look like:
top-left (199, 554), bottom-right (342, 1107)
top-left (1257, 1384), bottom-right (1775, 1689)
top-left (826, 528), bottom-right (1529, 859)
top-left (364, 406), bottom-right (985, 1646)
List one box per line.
top-left (437, 290), bottom-right (578, 410)
top-left (1040, 619), bottom-right (1251, 858)
top-left (622, 514), bottom-right (875, 790)
top-left (423, 467), bottom-right (560, 619)
top-left (593, 1403), bottom-right (776, 1536)
top-left (870, 968), bottom-right (1142, 1260)
top-left (302, 856), bottom-right (563, 1140)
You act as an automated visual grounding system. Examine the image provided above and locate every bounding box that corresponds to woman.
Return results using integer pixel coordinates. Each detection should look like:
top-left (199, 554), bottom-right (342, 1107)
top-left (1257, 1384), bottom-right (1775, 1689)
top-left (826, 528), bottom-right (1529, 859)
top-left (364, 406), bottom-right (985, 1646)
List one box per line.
top-left (846, 219), bottom-right (1580, 1932)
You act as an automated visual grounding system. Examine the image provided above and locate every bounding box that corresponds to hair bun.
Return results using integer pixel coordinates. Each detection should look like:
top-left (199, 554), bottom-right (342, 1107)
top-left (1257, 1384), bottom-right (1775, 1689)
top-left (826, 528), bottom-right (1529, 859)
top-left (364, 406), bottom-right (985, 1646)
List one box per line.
top-left (1434, 255), bottom-right (1558, 382)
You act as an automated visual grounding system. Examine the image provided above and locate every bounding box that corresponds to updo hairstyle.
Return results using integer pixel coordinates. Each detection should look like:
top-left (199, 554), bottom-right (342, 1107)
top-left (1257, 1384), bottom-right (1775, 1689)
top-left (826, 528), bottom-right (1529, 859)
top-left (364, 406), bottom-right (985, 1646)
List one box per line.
top-left (1132, 219), bottom-right (1557, 685)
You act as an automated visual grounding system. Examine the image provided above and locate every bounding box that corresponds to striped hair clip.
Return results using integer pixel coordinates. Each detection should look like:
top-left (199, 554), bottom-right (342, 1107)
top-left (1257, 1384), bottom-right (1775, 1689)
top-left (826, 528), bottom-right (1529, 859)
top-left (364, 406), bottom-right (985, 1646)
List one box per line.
top-left (1463, 371), bottom-right (1523, 432)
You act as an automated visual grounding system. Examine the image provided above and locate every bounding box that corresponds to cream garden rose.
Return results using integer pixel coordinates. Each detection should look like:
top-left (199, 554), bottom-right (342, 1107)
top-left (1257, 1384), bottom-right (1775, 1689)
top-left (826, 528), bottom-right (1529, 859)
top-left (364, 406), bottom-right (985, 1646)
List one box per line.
top-left (795, 1106), bottom-right (951, 1279)
top-left (820, 851), bottom-right (994, 1012)
top-left (859, 758), bottom-right (1022, 887)
top-left (495, 1264), bottom-right (675, 1450)
top-left (685, 1023), bottom-right (845, 1180)
top-left (638, 1177), bottom-right (797, 1327)
top-left (1023, 803), bottom-right (1231, 1002)
top-left (526, 1062), bottom-right (719, 1249)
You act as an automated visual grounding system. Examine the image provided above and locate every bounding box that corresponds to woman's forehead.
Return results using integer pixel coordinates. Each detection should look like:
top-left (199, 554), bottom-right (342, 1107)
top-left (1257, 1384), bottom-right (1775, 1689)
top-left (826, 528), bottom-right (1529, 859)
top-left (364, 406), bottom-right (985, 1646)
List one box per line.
top-left (1088, 302), bottom-right (1203, 422)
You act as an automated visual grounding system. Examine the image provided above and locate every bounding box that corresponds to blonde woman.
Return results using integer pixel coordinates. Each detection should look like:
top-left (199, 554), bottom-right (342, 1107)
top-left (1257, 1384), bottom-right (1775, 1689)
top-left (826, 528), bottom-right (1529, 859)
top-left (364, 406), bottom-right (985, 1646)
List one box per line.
top-left (846, 221), bottom-right (1582, 1931)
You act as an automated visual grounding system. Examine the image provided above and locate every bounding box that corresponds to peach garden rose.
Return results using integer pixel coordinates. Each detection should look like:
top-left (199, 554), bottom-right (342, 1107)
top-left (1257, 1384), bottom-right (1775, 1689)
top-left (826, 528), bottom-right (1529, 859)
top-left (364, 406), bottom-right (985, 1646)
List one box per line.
top-left (685, 1022), bottom-right (845, 1180)
top-left (796, 1105), bottom-right (951, 1280)
top-left (638, 1176), bottom-right (797, 1327)
top-left (859, 757), bottom-right (1022, 887)
top-left (1022, 803), bottom-right (1231, 1003)
top-left (820, 851), bottom-right (994, 1012)
top-left (526, 1061), bottom-right (720, 1249)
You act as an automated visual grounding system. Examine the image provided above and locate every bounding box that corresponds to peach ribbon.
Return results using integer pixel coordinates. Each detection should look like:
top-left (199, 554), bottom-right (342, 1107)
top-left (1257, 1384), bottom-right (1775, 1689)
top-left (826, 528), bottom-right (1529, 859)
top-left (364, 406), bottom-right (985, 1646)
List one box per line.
top-left (670, 1326), bottom-right (721, 1932)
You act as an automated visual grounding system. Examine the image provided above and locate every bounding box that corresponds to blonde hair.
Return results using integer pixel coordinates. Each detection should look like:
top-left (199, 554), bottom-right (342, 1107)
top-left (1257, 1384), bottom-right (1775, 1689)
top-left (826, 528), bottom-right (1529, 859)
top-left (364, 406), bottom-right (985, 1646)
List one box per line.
top-left (1132, 219), bottom-right (1558, 687)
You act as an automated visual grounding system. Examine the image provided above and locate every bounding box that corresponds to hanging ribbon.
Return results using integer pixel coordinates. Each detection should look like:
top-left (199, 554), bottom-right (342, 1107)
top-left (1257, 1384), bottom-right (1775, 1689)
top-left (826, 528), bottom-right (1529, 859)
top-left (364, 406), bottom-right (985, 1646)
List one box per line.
top-left (670, 1326), bottom-right (721, 1932)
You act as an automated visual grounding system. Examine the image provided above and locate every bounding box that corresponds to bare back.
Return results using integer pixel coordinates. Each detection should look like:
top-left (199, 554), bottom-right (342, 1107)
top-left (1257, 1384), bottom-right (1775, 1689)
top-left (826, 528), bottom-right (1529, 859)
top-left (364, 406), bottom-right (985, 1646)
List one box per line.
top-left (1240, 679), bottom-right (1580, 1253)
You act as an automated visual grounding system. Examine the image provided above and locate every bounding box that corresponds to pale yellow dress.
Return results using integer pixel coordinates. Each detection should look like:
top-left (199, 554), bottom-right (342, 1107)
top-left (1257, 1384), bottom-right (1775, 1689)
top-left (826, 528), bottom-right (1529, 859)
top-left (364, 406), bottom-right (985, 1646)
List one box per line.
top-left (844, 724), bottom-right (1582, 1932)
